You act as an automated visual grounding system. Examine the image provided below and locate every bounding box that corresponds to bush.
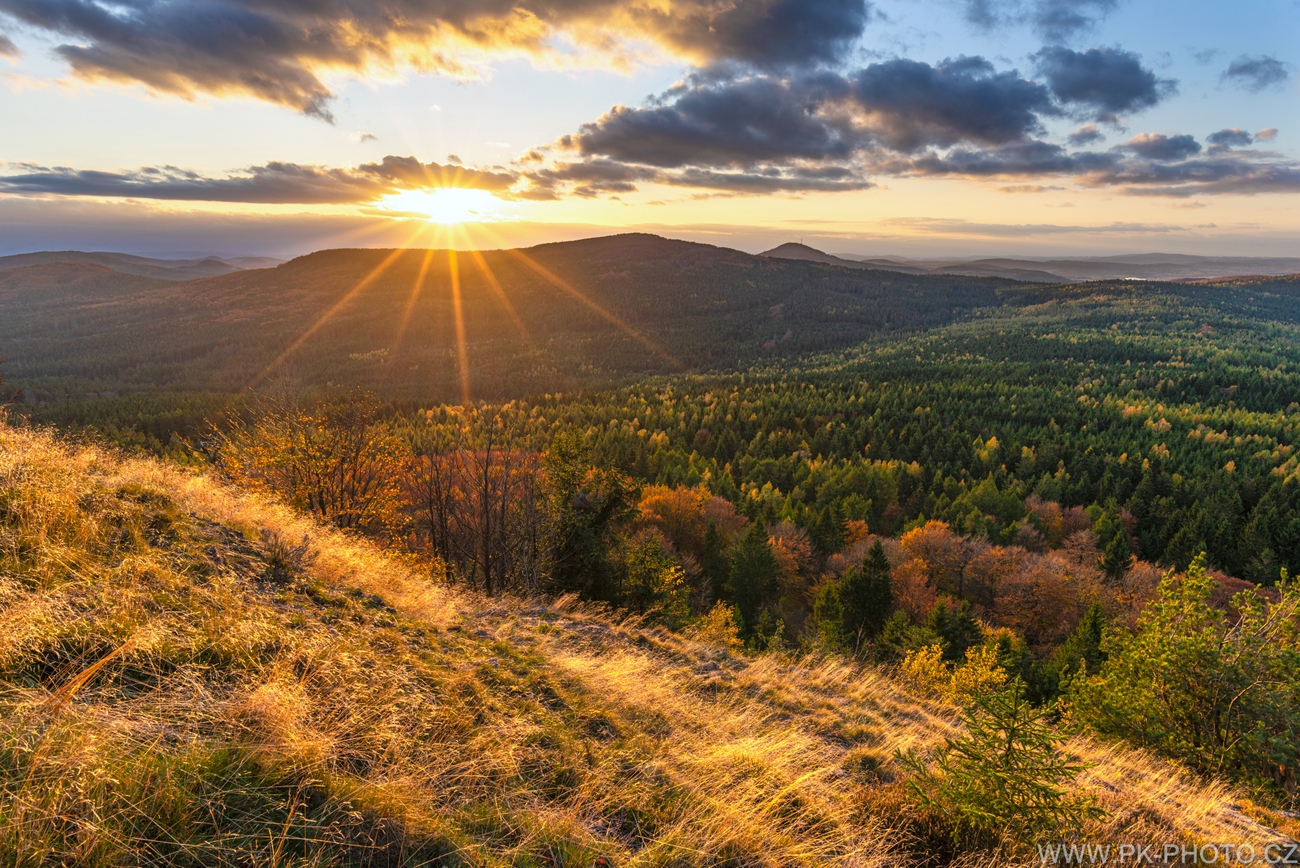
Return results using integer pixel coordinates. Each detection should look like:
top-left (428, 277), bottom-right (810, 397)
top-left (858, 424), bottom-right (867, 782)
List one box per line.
top-left (211, 391), bottom-right (405, 534)
top-left (1070, 554), bottom-right (1300, 797)
top-left (901, 682), bottom-right (1103, 848)
top-left (259, 529), bottom-right (316, 585)
top-left (901, 641), bottom-right (1008, 703)
top-left (688, 602), bottom-right (743, 651)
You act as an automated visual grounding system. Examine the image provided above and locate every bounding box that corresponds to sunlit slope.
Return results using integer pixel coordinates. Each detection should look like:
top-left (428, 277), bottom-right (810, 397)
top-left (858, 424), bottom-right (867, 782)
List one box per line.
top-left (1, 422), bottom-right (1288, 866)
top-left (2, 234), bottom-right (1014, 402)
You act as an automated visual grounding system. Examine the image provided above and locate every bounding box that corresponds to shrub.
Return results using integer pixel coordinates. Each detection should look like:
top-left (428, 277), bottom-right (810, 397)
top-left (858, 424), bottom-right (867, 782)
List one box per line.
top-left (901, 642), bottom-right (1008, 704)
top-left (689, 602), bottom-right (744, 651)
top-left (901, 682), bottom-right (1103, 848)
top-left (1070, 554), bottom-right (1300, 796)
top-left (212, 391), bottom-right (405, 534)
top-left (260, 529), bottom-right (316, 584)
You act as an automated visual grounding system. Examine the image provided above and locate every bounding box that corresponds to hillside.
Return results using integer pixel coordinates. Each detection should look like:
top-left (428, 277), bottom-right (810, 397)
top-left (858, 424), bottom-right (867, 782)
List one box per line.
top-left (2, 421), bottom-right (1293, 865)
top-left (2, 233), bottom-right (1020, 403)
top-left (762, 243), bottom-right (1300, 284)
top-left (0, 250), bottom-right (271, 282)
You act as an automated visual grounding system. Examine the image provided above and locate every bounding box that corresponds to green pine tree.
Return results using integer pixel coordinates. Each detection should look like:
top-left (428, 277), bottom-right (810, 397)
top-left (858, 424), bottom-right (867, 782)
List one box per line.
top-left (902, 681), bottom-right (1104, 846)
top-left (1048, 603), bottom-right (1107, 696)
top-left (812, 580), bottom-right (847, 651)
top-left (837, 540), bottom-right (894, 654)
top-left (727, 522), bottom-right (782, 638)
top-left (926, 598), bottom-right (983, 662)
top-left (699, 520), bottom-right (729, 605)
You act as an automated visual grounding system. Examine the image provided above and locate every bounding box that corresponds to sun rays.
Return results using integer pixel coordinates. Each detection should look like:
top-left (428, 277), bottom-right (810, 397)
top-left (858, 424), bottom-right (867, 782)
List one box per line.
top-left (249, 209), bottom-right (681, 402)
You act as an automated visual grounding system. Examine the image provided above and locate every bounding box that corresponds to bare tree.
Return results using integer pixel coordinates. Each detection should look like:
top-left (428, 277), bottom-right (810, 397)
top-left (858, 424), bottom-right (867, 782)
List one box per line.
top-left (405, 406), bottom-right (543, 595)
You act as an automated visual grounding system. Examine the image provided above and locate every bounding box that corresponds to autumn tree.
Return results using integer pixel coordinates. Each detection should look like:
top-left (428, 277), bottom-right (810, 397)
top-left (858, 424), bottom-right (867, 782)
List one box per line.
top-left (212, 390), bottom-right (404, 534)
top-left (402, 405), bottom-right (544, 595)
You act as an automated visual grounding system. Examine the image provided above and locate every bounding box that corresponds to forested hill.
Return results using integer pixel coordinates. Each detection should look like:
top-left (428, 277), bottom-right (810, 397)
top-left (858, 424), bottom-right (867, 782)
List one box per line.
top-left (4, 233), bottom-right (1018, 402)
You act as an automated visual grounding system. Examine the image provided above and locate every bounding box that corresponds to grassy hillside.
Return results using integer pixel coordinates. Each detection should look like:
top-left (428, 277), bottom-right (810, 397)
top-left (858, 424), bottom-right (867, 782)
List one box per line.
top-left (2, 234), bottom-right (1018, 403)
top-left (2, 421), bottom-right (1293, 866)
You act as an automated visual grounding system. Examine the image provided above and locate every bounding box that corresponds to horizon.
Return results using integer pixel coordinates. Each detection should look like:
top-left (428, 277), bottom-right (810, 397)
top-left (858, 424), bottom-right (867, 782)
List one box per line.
top-left (6, 231), bottom-right (1300, 266)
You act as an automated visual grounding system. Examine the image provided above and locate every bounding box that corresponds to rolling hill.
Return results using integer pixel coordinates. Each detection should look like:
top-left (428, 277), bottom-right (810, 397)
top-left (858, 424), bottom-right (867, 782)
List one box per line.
top-left (3, 421), bottom-right (1292, 865)
top-left (1, 234), bottom-right (1021, 403)
top-left (762, 243), bottom-right (1300, 284)
top-left (0, 250), bottom-right (280, 282)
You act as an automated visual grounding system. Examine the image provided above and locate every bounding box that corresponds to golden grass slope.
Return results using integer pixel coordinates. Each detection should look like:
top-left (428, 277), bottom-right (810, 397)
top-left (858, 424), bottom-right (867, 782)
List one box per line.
top-left (0, 421), bottom-right (1291, 866)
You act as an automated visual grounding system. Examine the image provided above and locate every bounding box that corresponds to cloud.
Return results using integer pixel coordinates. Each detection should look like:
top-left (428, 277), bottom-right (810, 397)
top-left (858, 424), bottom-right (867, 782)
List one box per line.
top-left (1079, 155), bottom-right (1300, 197)
top-left (1068, 123), bottom-right (1104, 145)
top-left (959, 0), bottom-right (1117, 42)
top-left (0, 0), bottom-right (872, 118)
top-left (1035, 47), bottom-right (1172, 120)
top-left (0, 155), bottom-right (519, 203)
top-left (564, 56), bottom-right (1056, 174)
top-left (1205, 128), bottom-right (1253, 148)
top-left (1122, 132), bottom-right (1200, 161)
top-left (562, 72), bottom-right (858, 169)
top-left (1221, 55), bottom-right (1293, 92)
top-left (523, 157), bottom-right (872, 198)
top-left (535, 47), bottom-right (1297, 199)
top-left (0, 33), bottom-right (17, 57)
top-left (848, 56), bottom-right (1057, 151)
top-left (875, 134), bottom-right (1300, 198)
top-left (353, 131), bottom-right (378, 144)
top-left (1255, 128), bottom-right (1278, 142)
top-left (1032, 0), bottom-right (1118, 42)
top-left (661, 0), bottom-right (872, 70)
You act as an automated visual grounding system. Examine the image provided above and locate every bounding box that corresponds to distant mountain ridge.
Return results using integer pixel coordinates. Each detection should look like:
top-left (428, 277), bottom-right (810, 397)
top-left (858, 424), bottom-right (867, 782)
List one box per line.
top-left (761, 242), bottom-right (1300, 283)
top-left (0, 232), bottom-right (1020, 402)
top-left (0, 250), bottom-right (284, 282)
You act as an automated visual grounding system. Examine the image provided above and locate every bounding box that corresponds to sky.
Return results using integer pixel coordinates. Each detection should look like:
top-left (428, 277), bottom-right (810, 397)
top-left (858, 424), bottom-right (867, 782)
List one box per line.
top-left (0, 0), bottom-right (1297, 259)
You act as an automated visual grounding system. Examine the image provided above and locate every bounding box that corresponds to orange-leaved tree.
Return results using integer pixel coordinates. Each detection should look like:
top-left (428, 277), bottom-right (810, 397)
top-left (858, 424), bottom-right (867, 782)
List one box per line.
top-left (211, 389), bottom-right (405, 535)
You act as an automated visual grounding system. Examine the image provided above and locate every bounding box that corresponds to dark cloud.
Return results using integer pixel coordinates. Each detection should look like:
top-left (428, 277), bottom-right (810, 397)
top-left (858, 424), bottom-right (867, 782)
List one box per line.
top-left (523, 157), bottom-right (871, 197)
top-left (1080, 155), bottom-right (1300, 197)
top-left (0, 33), bottom-right (17, 56)
top-left (1221, 55), bottom-right (1293, 92)
top-left (1206, 128), bottom-right (1253, 148)
top-left (0, 156), bottom-right (519, 203)
top-left (563, 73), bottom-right (856, 169)
top-left (0, 0), bottom-right (872, 118)
top-left (662, 0), bottom-right (871, 70)
top-left (888, 140), bottom-right (1115, 178)
top-left (566, 56), bottom-right (1056, 179)
top-left (849, 56), bottom-right (1056, 151)
top-left (1035, 47), bottom-right (1172, 120)
top-left (1068, 123), bottom-right (1104, 144)
top-left (889, 137), bottom-right (1300, 197)
top-left (959, 0), bottom-right (1117, 42)
top-left (541, 49), bottom-right (1298, 199)
top-left (1122, 132), bottom-right (1200, 161)
top-left (1032, 0), bottom-right (1118, 42)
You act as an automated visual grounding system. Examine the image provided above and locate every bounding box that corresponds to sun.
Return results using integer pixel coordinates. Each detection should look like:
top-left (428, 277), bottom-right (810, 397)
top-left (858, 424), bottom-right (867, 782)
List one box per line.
top-left (381, 188), bottom-right (503, 224)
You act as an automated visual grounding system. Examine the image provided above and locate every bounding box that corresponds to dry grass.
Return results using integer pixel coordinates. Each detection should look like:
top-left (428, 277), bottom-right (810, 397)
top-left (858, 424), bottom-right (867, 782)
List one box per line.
top-left (0, 421), bottom-right (1292, 866)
